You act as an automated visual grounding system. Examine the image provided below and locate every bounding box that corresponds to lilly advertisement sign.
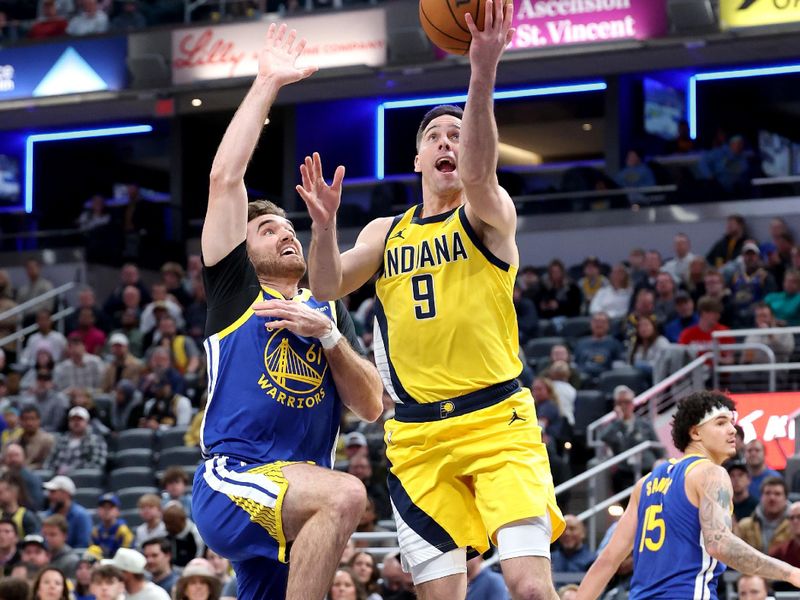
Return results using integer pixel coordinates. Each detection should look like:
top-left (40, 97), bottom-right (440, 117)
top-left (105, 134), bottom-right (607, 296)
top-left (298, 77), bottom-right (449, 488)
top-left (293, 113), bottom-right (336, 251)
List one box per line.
top-left (509, 0), bottom-right (668, 50)
top-left (721, 0), bottom-right (800, 29)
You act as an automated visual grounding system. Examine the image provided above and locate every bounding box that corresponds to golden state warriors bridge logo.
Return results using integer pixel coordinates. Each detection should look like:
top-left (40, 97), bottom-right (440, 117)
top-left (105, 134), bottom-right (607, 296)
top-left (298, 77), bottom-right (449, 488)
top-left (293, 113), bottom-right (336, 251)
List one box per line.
top-left (256, 329), bottom-right (328, 409)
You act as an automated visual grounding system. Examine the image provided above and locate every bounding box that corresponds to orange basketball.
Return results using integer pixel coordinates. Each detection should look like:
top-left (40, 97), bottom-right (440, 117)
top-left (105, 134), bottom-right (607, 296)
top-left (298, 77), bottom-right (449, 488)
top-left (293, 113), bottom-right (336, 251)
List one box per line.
top-left (419, 0), bottom-right (486, 56)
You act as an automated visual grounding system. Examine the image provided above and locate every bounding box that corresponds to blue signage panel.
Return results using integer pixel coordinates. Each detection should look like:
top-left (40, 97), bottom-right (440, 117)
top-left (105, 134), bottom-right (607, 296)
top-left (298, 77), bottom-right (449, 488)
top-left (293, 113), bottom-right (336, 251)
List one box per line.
top-left (0, 36), bottom-right (127, 102)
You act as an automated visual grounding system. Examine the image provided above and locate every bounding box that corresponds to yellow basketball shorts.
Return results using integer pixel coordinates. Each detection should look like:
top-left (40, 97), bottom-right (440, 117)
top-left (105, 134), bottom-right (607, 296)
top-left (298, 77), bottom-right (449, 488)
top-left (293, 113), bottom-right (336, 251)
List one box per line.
top-left (384, 388), bottom-right (565, 568)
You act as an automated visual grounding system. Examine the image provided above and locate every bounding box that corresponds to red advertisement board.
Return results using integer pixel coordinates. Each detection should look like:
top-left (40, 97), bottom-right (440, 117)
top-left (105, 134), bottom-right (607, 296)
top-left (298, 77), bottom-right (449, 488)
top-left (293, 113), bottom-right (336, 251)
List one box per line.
top-left (730, 392), bottom-right (799, 470)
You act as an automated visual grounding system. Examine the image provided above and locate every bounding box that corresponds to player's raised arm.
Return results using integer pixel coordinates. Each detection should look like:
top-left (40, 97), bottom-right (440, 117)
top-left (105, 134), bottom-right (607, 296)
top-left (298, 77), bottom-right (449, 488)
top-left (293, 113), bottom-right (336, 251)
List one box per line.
top-left (202, 24), bottom-right (317, 267)
top-left (694, 462), bottom-right (800, 586)
top-left (576, 479), bottom-right (642, 600)
top-left (297, 152), bottom-right (389, 300)
top-left (459, 0), bottom-right (517, 235)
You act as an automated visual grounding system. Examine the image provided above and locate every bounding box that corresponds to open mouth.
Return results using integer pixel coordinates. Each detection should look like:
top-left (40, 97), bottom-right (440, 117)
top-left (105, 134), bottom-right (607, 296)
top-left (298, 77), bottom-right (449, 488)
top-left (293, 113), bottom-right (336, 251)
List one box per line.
top-left (435, 157), bottom-right (456, 173)
top-left (280, 247), bottom-right (298, 257)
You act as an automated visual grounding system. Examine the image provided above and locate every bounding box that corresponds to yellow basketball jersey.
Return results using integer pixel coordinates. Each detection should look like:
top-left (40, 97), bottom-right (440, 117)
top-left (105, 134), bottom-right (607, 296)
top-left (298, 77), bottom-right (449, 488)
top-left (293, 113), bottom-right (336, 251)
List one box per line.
top-left (373, 204), bottom-right (522, 403)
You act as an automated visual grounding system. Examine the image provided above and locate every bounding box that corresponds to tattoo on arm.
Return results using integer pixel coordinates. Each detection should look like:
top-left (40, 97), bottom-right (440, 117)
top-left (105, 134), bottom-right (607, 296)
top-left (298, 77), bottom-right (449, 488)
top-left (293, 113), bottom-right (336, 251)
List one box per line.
top-left (698, 466), bottom-right (793, 581)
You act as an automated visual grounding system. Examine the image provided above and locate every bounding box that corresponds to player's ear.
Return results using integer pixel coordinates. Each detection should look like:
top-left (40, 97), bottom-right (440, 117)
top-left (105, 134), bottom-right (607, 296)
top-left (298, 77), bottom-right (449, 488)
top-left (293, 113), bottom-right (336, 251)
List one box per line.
top-left (690, 424), bottom-right (701, 442)
top-left (414, 154), bottom-right (421, 173)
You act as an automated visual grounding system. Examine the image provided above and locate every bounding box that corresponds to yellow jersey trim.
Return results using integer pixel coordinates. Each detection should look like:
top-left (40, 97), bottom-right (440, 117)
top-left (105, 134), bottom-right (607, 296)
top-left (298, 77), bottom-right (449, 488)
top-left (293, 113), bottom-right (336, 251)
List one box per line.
top-left (218, 291), bottom-right (263, 340)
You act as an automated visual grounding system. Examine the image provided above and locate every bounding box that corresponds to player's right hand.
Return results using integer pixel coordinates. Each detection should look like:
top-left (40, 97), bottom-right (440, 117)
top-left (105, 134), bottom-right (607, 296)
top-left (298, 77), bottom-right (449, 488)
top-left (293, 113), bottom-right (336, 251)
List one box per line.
top-left (257, 23), bottom-right (318, 87)
top-left (296, 152), bottom-right (345, 230)
top-left (789, 567), bottom-right (800, 589)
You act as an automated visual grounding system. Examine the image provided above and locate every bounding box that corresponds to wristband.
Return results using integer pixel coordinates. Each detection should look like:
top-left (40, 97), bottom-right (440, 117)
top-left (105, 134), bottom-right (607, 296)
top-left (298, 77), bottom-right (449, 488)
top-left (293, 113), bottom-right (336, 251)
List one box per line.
top-left (319, 322), bottom-right (342, 349)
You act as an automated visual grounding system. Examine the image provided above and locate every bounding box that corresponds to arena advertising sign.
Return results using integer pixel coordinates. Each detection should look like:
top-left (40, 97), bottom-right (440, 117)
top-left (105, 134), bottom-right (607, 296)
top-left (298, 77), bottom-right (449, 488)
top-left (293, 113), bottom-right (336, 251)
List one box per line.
top-left (720, 0), bottom-right (800, 30)
top-left (731, 392), bottom-right (798, 470)
top-left (0, 37), bottom-right (127, 102)
top-left (171, 10), bottom-right (387, 85)
top-left (509, 0), bottom-right (668, 50)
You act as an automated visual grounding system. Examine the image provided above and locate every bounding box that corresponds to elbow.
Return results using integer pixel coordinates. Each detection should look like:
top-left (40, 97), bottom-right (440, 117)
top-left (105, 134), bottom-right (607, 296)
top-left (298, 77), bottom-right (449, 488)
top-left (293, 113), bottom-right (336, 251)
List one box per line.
top-left (308, 280), bottom-right (340, 302)
top-left (209, 167), bottom-right (240, 191)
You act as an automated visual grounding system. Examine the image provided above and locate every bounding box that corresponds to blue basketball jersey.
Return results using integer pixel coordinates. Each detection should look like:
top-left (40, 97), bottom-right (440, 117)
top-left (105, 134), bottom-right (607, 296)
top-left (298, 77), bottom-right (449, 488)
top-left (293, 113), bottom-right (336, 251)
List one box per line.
top-left (630, 455), bottom-right (727, 600)
top-left (200, 242), bottom-right (351, 467)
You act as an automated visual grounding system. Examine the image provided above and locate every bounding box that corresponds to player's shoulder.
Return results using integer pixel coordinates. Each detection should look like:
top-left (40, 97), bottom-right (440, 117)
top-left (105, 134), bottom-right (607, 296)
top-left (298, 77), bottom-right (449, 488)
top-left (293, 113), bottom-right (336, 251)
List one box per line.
top-left (358, 215), bottom-right (397, 245)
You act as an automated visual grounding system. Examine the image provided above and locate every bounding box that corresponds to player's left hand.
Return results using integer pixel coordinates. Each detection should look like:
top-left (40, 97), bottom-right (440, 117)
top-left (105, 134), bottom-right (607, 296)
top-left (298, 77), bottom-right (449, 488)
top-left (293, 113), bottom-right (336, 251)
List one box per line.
top-left (296, 152), bottom-right (345, 230)
top-left (253, 298), bottom-right (333, 339)
top-left (465, 0), bottom-right (515, 70)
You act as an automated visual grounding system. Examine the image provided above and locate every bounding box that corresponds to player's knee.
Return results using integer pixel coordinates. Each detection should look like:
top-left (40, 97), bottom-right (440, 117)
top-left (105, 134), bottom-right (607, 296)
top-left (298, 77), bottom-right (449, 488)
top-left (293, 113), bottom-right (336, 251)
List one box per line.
top-left (507, 577), bottom-right (554, 600)
top-left (329, 475), bottom-right (366, 525)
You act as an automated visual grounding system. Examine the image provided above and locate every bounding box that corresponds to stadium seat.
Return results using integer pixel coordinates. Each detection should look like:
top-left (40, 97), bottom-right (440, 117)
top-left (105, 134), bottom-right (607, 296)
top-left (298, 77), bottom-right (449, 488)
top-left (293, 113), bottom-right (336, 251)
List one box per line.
top-left (537, 320), bottom-right (556, 337)
top-left (32, 469), bottom-right (53, 483)
top-left (93, 394), bottom-right (114, 427)
top-left (596, 367), bottom-right (649, 396)
top-left (109, 467), bottom-right (157, 491)
top-left (70, 468), bottom-right (104, 489)
top-left (561, 316), bottom-right (593, 341)
top-left (572, 390), bottom-right (608, 437)
top-left (157, 446), bottom-right (202, 472)
top-left (117, 486), bottom-right (159, 510)
top-left (157, 427), bottom-right (189, 450)
top-left (524, 337), bottom-right (566, 361)
top-left (121, 508), bottom-right (144, 528)
top-left (116, 428), bottom-right (156, 452)
top-left (74, 487), bottom-right (104, 509)
top-left (114, 449), bottom-right (154, 469)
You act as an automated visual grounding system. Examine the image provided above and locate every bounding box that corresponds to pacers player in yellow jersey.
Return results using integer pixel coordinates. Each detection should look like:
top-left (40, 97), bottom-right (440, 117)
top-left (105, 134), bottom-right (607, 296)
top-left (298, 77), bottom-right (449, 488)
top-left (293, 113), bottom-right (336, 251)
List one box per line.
top-left (576, 391), bottom-right (800, 600)
top-left (297, 1), bottom-right (564, 598)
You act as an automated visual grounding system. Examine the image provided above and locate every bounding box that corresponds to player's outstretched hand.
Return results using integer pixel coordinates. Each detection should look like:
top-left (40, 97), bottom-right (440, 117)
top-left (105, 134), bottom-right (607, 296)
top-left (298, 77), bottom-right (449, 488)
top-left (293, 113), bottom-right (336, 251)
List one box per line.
top-left (258, 23), bottom-right (318, 87)
top-left (296, 152), bottom-right (345, 230)
top-left (789, 567), bottom-right (800, 589)
top-left (253, 298), bottom-right (333, 339)
top-left (465, 0), bottom-right (514, 72)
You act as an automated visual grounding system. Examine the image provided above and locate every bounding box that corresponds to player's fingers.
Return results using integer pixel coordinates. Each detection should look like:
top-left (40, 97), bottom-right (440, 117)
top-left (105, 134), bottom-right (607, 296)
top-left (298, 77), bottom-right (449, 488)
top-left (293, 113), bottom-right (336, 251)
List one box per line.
top-left (484, 0), bottom-right (494, 30)
top-left (296, 185), bottom-right (316, 207)
top-left (303, 155), bottom-right (315, 181)
top-left (283, 29), bottom-right (297, 51)
top-left (332, 165), bottom-right (346, 190)
top-left (464, 12), bottom-right (478, 35)
top-left (502, 1), bottom-right (514, 33)
top-left (505, 27), bottom-right (515, 45)
top-left (264, 22), bottom-right (277, 46)
top-left (312, 152), bottom-right (325, 183)
top-left (274, 23), bottom-right (287, 46)
top-left (293, 37), bottom-right (307, 58)
top-left (264, 320), bottom-right (292, 331)
top-left (299, 163), bottom-right (312, 189)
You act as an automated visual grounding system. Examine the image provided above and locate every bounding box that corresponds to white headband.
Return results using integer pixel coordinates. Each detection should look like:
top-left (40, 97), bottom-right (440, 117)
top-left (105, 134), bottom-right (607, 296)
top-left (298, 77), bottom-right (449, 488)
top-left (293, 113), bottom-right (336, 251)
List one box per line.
top-left (697, 406), bottom-right (737, 427)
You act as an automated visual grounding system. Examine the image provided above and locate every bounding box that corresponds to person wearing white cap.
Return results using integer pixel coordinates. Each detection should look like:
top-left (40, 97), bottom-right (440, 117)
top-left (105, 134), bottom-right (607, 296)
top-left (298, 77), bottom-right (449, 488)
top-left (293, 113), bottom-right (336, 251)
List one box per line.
top-left (42, 475), bottom-right (92, 549)
top-left (102, 548), bottom-right (170, 600)
top-left (100, 332), bottom-right (145, 393)
top-left (727, 240), bottom-right (777, 327)
top-left (577, 390), bottom-right (800, 599)
top-left (44, 406), bottom-right (107, 475)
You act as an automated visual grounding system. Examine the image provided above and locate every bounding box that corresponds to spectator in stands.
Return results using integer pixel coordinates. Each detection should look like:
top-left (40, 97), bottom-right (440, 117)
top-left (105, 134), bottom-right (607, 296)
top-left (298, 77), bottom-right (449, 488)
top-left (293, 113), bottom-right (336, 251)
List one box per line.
top-left (745, 440), bottom-right (782, 501)
top-left (465, 553), bottom-right (509, 600)
top-left (2, 443), bottom-right (44, 508)
top-left (66, 0), bottom-right (107, 34)
top-left (736, 574), bottom-right (771, 600)
top-left (142, 537), bottom-right (179, 594)
top-left (765, 269), bottom-right (800, 326)
top-left (770, 501), bottom-right (800, 569)
top-left (600, 385), bottom-right (663, 493)
top-left (0, 517), bottom-right (20, 575)
top-left (18, 407), bottom-right (55, 468)
top-left (662, 233), bottom-right (696, 285)
top-left (162, 501), bottom-right (203, 567)
top-left (41, 514), bottom-right (78, 578)
top-left (327, 567), bottom-right (364, 600)
top-left (535, 259), bottom-right (582, 319)
top-left (738, 477), bottom-right (791, 553)
top-left (765, 232), bottom-right (794, 288)
top-left (20, 370), bottom-right (67, 433)
top-left (742, 302), bottom-right (795, 363)
top-left (134, 494), bottom-right (166, 549)
top-left (578, 256), bottom-right (608, 314)
top-left (346, 456), bottom-right (390, 521)
top-left (43, 475), bottom-right (90, 548)
top-left (517, 265), bottom-right (541, 304)
top-left (685, 256), bottom-right (708, 300)
top-left (159, 263), bottom-right (191, 309)
top-left (103, 264), bottom-right (150, 319)
top-left (44, 406), bottom-right (107, 475)
top-left (148, 316), bottom-right (200, 380)
top-left (88, 563), bottom-right (125, 600)
top-left (101, 333), bottom-right (144, 393)
top-left (531, 377), bottom-right (566, 447)
top-left (111, 379), bottom-right (143, 432)
top-left (53, 334), bottom-right (104, 393)
top-left (68, 308), bottom-right (107, 356)
top-left (65, 286), bottom-right (111, 335)
top-left (589, 263), bottom-right (632, 320)
top-left (551, 515), bottom-right (595, 572)
top-left (715, 135), bottom-right (754, 196)
top-left (174, 558), bottom-right (222, 600)
top-left (110, 0), bottom-right (145, 30)
top-left (347, 551), bottom-right (381, 600)
top-left (547, 361), bottom-right (576, 426)
top-left (627, 316), bottom-right (669, 382)
top-left (110, 286), bottom-right (143, 332)
top-left (663, 291), bottom-right (698, 343)
top-left (574, 312), bottom-right (624, 380)
top-left (727, 461), bottom-right (759, 523)
top-left (109, 308), bottom-right (145, 358)
top-left (19, 348), bottom-right (56, 393)
top-left (141, 378), bottom-right (191, 429)
top-left (615, 149), bottom-right (656, 189)
top-left (379, 553), bottom-right (415, 600)
top-left (707, 214), bottom-right (747, 269)
top-left (728, 241), bottom-right (777, 327)
top-left (0, 406), bottom-right (21, 448)
top-left (73, 553), bottom-right (98, 600)
top-left (621, 288), bottom-right (658, 343)
top-left (512, 283), bottom-right (538, 344)
top-left (678, 296), bottom-right (734, 362)
top-left (30, 565), bottom-right (70, 600)
top-left (633, 250), bottom-right (668, 296)
top-left (537, 344), bottom-right (581, 389)
top-left (700, 269), bottom-right (736, 326)
top-left (15, 258), bottom-right (54, 322)
top-left (20, 534), bottom-right (50, 571)
top-left (103, 547), bottom-right (170, 600)
top-left (0, 476), bottom-right (40, 535)
top-left (20, 310), bottom-right (67, 369)
top-left (91, 493), bottom-right (133, 559)
top-left (160, 467), bottom-right (192, 518)
top-left (353, 496), bottom-right (391, 549)
top-left (629, 248), bottom-right (648, 287)
top-left (0, 289), bottom-right (19, 366)
top-left (653, 271), bottom-right (679, 323)
top-left (140, 287), bottom-right (184, 338)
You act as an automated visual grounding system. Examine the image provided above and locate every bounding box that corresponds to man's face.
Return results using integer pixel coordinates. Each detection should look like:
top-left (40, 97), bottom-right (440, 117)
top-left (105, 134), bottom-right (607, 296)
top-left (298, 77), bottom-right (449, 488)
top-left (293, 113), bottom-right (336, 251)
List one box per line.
top-left (743, 250), bottom-right (759, 270)
top-left (97, 502), bottom-right (119, 525)
top-left (41, 524), bottom-right (66, 552)
top-left (121, 265), bottom-right (138, 286)
top-left (787, 503), bottom-right (800, 539)
top-left (68, 415), bottom-right (89, 436)
top-left (36, 312), bottom-right (52, 332)
top-left (0, 523), bottom-right (17, 550)
top-left (348, 457), bottom-right (371, 482)
top-left (590, 314), bottom-right (609, 338)
top-left (704, 274), bottom-right (724, 296)
top-left (754, 307), bottom-right (773, 328)
top-left (20, 411), bottom-right (40, 434)
top-left (414, 114), bottom-right (463, 195)
top-left (138, 503), bottom-right (161, 523)
top-left (111, 342), bottom-right (127, 360)
top-left (676, 298), bottom-right (694, 318)
top-left (158, 317), bottom-right (177, 338)
top-left (729, 469), bottom-right (750, 495)
top-left (644, 252), bottom-right (661, 274)
top-left (674, 235), bottom-right (690, 258)
top-left (745, 441), bottom-right (765, 470)
top-left (560, 516), bottom-right (585, 551)
top-left (635, 291), bottom-right (654, 315)
top-left (550, 345), bottom-right (569, 363)
top-left (245, 215), bottom-right (305, 281)
top-left (122, 286), bottom-right (140, 308)
top-left (381, 557), bottom-right (413, 593)
top-left (738, 576), bottom-right (768, 600)
top-left (48, 489), bottom-right (70, 510)
top-left (143, 543), bottom-right (171, 575)
top-left (726, 217), bottom-right (742, 237)
top-left (760, 484), bottom-right (787, 517)
top-left (165, 479), bottom-right (186, 498)
top-left (68, 339), bottom-right (85, 361)
top-left (21, 544), bottom-right (49, 566)
top-left (25, 261), bottom-right (39, 280)
top-left (696, 414), bottom-right (737, 461)
top-left (699, 309), bottom-right (721, 328)
top-left (614, 393), bottom-right (635, 420)
top-left (655, 274), bottom-right (674, 296)
top-left (3, 444), bottom-right (23, 467)
top-left (78, 308), bottom-right (94, 328)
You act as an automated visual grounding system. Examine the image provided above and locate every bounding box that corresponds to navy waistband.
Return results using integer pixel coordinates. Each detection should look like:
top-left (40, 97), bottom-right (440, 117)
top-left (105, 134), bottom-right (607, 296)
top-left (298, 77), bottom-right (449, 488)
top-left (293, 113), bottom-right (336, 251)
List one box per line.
top-left (394, 379), bottom-right (521, 423)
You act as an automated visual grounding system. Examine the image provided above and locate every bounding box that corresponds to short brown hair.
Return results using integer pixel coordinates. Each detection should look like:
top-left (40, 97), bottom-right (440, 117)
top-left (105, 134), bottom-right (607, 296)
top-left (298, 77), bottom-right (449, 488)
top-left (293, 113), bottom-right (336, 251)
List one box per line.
top-left (696, 296), bottom-right (723, 315)
top-left (247, 200), bottom-right (286, 223)
top-left (137, 493), bottom-right (161, 509)
top-left (91, 565), bottom-right (124, 583)
top-left (42, 514), bottom-right (68, 534)
top-left (760, 476), bottom-right (787, 496)
top-left (162, 466), bottom-right (189, 486)
top-left (415, 105), bottom-right (463, 150)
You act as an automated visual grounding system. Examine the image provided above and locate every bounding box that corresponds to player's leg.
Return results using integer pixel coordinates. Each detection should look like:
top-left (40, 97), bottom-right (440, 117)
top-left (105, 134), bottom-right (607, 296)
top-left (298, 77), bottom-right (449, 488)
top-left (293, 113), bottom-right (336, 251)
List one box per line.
top-left (497, 518), bottom-right (558, 600)
top-left (281, 462), bottom-right (366, 600)
top-left (412, 550), bottom-right (468, 600)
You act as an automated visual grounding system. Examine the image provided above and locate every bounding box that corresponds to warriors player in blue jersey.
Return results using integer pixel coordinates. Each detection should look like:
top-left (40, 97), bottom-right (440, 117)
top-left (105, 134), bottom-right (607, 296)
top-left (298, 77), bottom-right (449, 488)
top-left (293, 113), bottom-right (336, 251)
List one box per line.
top-left (192, 23), bottom-right (383, 600)
top-left (577, 391), bottom-right (800, 600)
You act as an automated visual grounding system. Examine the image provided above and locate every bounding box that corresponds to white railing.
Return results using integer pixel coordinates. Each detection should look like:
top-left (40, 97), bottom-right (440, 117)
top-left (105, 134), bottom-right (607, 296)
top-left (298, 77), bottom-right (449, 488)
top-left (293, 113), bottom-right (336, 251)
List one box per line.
top-left (711, 325), bottom-right (800, 391)
top-left (0, 282), bottom-right (76, 356)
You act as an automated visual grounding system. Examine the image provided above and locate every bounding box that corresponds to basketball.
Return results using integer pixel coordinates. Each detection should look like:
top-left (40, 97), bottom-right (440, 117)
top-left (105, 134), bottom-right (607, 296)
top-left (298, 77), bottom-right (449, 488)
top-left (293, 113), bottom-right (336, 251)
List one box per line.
top-left (419, 0), bottom-right (486, 55)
